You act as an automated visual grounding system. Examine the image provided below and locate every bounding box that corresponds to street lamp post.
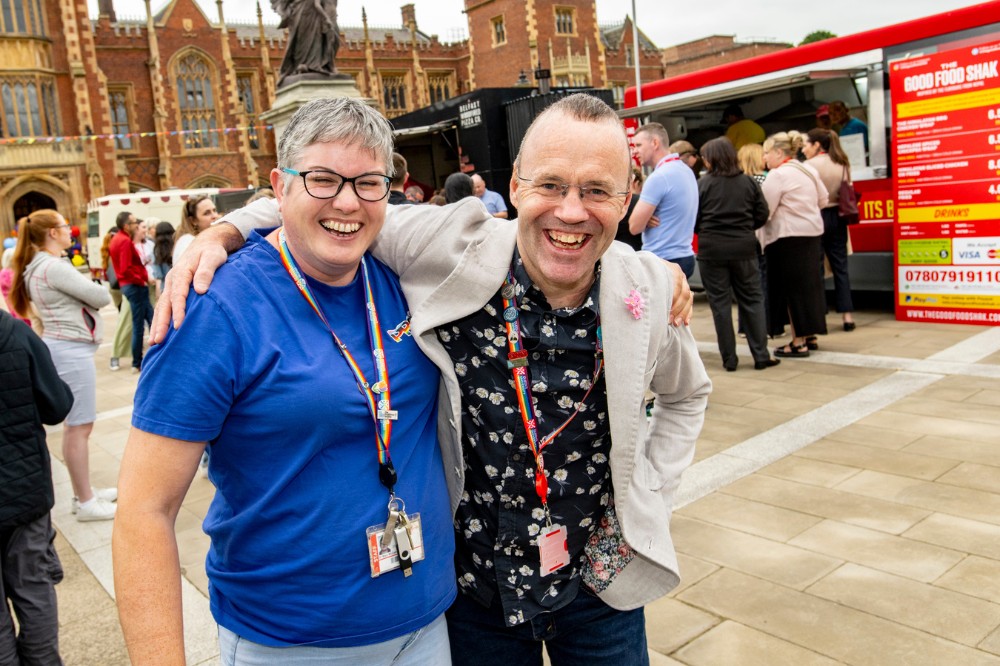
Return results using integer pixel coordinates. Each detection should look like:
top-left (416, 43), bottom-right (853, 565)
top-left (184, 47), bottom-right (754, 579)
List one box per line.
top-left (632, 0), bottom-right (642, 106)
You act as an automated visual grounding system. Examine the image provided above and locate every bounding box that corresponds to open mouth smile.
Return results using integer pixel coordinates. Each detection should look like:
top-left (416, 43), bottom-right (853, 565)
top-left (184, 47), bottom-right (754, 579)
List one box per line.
top-left (546, 230), bottom-right (589, 249)
top-left (319, 219), bottom-right (361, 235)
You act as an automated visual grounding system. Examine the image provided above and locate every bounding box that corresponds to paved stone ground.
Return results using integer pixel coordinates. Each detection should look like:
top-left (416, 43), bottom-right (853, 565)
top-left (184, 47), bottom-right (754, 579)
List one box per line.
top-left (44, 295), bottom-right (1000, 665)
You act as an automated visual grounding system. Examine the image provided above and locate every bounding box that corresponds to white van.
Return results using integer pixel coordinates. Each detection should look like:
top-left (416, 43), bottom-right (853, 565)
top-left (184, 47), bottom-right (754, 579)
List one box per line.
top-left (85, 188), bottom-right (221, 263)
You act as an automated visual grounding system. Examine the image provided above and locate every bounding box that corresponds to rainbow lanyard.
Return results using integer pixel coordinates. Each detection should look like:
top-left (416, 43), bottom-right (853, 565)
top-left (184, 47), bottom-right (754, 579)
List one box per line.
top-left (277, 228), bottom-right (398, 492)
top-left (499, 270), bottom-right (604, 523)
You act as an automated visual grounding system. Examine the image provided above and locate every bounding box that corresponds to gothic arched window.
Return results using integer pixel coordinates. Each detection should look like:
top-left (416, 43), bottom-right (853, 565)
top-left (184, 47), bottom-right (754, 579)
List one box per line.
top-left (173, 52), bottom-right (220, 150)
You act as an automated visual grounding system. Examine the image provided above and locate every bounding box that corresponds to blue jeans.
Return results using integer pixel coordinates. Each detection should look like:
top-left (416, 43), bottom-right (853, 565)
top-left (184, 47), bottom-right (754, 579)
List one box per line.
top-left (446, 589), bottom-right (648, 666)
top-left (218, 613), bottom-right (450, 665)
top-left (667, 255), bottom-right (696, 279)
top-left (120, 283), bottom-right (153, 369)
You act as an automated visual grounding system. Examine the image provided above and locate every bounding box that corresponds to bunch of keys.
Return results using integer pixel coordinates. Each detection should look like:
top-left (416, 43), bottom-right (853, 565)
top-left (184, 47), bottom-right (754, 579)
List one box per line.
top-left (367, 495), bottom-right (425, 578)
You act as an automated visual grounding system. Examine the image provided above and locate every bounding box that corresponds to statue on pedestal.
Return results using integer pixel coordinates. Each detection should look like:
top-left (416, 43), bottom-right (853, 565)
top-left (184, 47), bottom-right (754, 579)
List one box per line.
top-left (271, 0), bottom-right (351, 88)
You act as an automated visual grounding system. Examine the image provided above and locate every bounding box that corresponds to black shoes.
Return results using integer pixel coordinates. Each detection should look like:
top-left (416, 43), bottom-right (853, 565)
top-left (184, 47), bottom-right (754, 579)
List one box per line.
top-left (774, 343), bottom-right (810, 358)
top-left (754, 358), bottom-right (781, 370)
top-left (843, 321), bottom-right (856, 332)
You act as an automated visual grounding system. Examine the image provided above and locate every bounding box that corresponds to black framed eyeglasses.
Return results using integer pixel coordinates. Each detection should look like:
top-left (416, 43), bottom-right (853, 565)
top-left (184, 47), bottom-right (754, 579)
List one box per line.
top-left (281, 168), bottom-right (391, 202)
top-left (515, 174), bottom-right (628, 206)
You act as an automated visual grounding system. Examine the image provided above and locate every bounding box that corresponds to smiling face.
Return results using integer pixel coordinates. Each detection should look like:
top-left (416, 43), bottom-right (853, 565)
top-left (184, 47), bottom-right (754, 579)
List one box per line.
top-left (193, 198), bottom-right (219, 231)
top-left (510, 112), bottom-right (631, 308)
top-left (271, 139), bottom-right (388, 287)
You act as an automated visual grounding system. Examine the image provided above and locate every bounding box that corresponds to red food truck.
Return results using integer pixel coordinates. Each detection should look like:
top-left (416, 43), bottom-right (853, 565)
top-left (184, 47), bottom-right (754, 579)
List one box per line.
top-left (623, 1), bottom-right (1000, 324)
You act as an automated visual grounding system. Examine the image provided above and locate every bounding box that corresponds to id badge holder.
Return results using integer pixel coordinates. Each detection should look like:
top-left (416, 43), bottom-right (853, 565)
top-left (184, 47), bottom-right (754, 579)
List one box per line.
top-left (538, 523), bottom-right (570, 576)
top-left (366, 513), bottom-right (425, 577)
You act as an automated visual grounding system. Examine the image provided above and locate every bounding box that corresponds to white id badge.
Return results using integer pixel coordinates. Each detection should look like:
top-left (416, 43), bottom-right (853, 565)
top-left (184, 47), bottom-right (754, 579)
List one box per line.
top-left (366, 514), bottom-right (425, 577)
top-left (538, 524), bottom-right (570, 576)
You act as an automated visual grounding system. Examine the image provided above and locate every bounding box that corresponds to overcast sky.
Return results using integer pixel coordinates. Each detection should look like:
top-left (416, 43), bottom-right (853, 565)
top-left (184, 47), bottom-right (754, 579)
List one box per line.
top-left (90, 0), bottom-right (987, 48)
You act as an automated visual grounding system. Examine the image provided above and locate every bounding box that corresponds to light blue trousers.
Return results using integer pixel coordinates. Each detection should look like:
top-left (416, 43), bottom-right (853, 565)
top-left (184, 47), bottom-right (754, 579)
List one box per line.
top-left (218, 612), bottom-right (450, 665)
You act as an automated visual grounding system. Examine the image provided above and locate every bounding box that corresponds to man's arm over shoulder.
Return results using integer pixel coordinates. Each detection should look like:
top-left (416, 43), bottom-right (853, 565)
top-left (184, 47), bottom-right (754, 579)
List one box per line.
top-left (153, 199), bottom-right (277, 341)
top-left (222, 197), bottom-right (280, 241)
top-left (372, 198), bottom-right (494, 276)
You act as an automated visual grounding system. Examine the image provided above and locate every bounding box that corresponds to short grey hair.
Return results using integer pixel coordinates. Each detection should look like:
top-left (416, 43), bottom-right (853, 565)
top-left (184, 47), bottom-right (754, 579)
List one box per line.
top-left (277, 98), bottom-right (395, 189)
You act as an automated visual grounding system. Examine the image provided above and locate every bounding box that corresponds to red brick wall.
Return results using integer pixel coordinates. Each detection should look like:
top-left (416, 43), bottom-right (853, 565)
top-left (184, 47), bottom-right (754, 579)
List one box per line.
top-left (662, 37), bottom-right (790, 77)
top-left (465, 0), bottom-right (533, 88)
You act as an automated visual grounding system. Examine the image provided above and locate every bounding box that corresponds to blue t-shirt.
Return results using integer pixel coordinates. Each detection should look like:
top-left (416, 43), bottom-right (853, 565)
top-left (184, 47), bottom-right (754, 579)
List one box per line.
top-left (839, 117), bottom-right (869, 151)
top-left (480, 189), bottom-right (507, 215)
top-left (132, 232), bottom-right (455, 647)
top-left (639, 157), bottom-right (698, 260)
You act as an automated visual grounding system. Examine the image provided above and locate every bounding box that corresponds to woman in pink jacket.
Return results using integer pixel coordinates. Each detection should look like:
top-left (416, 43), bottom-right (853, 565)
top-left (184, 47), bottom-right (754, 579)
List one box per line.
top-left (760, 131), bottom-right (829, 357)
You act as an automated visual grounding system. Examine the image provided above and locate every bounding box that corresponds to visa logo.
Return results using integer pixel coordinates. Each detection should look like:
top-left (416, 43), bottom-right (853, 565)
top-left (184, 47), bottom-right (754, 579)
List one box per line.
top-left (958, 251), bottom-right (981, 259)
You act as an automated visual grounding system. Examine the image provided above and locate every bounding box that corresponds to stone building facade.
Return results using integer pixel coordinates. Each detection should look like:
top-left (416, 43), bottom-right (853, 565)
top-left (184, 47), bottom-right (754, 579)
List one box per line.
top-left (0, 0), bottom-right (778, 238)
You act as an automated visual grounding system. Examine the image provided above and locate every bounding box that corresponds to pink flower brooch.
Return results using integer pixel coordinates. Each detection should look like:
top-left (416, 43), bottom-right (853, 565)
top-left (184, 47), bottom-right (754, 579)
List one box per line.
top-left (624, 289), bottom-right (644, 320)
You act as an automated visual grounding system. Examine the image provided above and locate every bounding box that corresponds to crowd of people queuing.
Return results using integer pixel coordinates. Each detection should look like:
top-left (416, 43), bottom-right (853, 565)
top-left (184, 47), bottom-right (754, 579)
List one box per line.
top-left (0, 91), bottom-right (871, 664)
top-left (620, 101), bottom-right (865, 370)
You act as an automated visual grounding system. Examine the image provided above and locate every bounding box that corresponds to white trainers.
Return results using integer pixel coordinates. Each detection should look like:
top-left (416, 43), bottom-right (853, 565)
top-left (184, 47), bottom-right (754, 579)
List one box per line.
top-left (72, 487), bottom-right (118, 514)
top-left (75, 497), bottom-right (117, 522)
top-left (110, 357), bottom-right (120, 371)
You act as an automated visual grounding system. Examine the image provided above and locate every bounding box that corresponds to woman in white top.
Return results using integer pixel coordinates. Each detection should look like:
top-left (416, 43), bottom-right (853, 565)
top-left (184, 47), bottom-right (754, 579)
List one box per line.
top-left (172, 194), bottom-right (220, 264)
top-left (761, 131), bottom-right (829, 358)
top-left (804, 128), bottom-right (855, 331)
top-left (10, 210), bottom-right (117, 521)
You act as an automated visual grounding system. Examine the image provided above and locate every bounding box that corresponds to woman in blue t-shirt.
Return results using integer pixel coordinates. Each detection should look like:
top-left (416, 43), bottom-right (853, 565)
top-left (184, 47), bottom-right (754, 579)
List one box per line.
top-left (113, 98), bottom-right (456, 665)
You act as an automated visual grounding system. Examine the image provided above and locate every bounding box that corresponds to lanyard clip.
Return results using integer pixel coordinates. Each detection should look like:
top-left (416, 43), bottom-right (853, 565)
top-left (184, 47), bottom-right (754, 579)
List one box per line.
top-left (379, 461), bottom-right (397, 492)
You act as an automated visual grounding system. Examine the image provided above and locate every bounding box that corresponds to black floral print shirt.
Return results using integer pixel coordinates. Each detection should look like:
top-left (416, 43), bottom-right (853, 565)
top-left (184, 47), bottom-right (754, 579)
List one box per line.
top-left (436, 250), bottom-right (612, 627)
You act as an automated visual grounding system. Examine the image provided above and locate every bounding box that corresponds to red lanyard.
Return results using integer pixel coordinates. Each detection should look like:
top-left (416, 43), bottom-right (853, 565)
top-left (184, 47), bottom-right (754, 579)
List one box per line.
top-left (499, 271), bottom-right (604, 524)
top-left (655, 154), bottom-right (680, 169)
top-left (276, 229), bottom-right (398, 492)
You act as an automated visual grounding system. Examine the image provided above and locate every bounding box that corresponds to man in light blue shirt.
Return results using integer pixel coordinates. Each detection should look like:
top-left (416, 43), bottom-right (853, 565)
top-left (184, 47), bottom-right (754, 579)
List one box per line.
top-left (471, 174), bottom-right (508, 219)
top-left (627, 122), bottom-right (698, 278)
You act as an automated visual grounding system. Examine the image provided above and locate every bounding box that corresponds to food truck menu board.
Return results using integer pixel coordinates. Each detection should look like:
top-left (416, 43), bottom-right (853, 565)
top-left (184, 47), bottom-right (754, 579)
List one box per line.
top-left (890, 39), bottom-right (1000, 325)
